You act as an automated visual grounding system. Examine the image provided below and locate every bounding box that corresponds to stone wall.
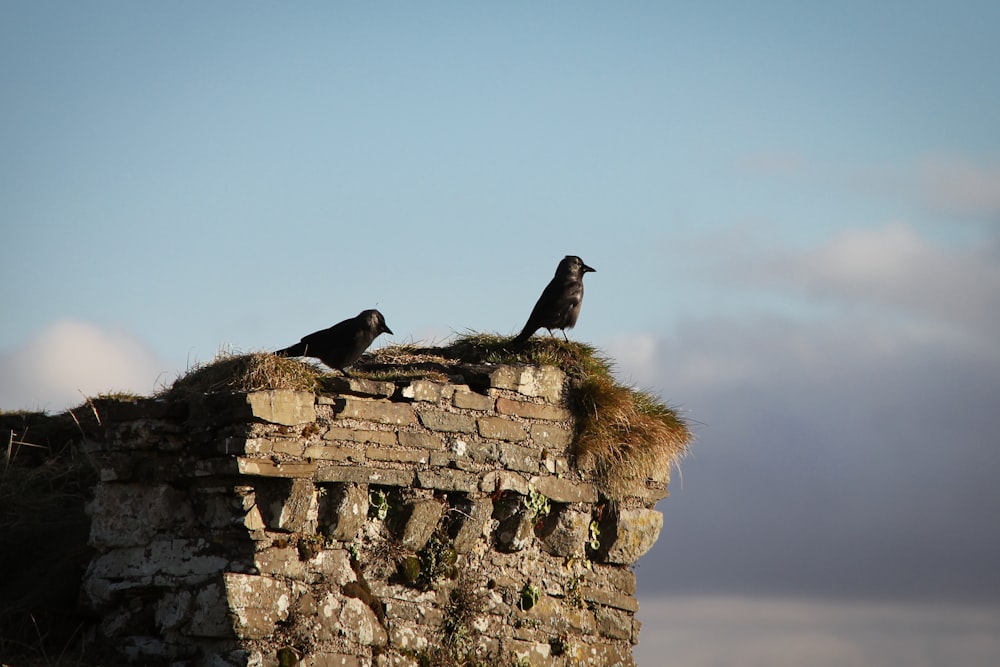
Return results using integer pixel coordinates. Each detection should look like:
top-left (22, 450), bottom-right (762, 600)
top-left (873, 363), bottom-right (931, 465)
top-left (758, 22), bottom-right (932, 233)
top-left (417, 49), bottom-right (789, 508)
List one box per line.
top-left (80, 362), bottom-right (669, 666)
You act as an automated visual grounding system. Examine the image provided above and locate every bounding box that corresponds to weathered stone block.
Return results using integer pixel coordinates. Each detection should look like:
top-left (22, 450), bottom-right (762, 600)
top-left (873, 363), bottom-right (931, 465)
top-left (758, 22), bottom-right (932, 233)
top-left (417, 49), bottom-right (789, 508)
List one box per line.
top-left (596, 607), bottom-right (634, 641)
top-left (400, 499), bottom-right (444, 551)
top-left (84, 541), bottom-right (228, 603)
top-left (237, 458), bottom-right (317, 478)
top-left (496, 397), bottom-right (572, 421)
top-left (304, 443), bottom-right (366, 462)
top-left (415, 468), bottom-right (478, 493)
top-left (272, 438), bottom-right (306, 457)
top-left (322, 376), bottom-right (397, 398)
top-left (600, 508), bottom-right (663, 565)
top-left (316, 465), bottom-right (415, 487)
top-left (450, 438), bottom-right (497, 464)
top-left (333, 398), bottom-right (415, 425)
top-left (320, 482), bottom-right (369, 542)
top-left (397, 430), bottom-right (444, 449)
top-left (489, 365), bottom-right (565, 402)
top-left (302, 653), bottom-right (363, 667)
top-left (451, 497), bottom-right (493, 553)
top-left (224, 573), bottom-right (293, 639)
top-left (256, 478), bottom-right (317, 533)
top-left (506, 638), bottom-right (552, 666)
top-left (401, 379), bottom-right (446, 401)
top-left (305, 548), bottom-right (355, 586)
top-left (494, 505), bottom-right (534, 552)
top-left (498, 442), bottom-right (541, 473)
top-left (538, 508), bottom-right (590, 557)
top-left (255, 546), bottom-right (305, 579)
top-left (529, 475), bottom-right (598, 504)
top-left (417, 409), bottom-right (477, 433)
top-left (579, 585), bottom-right (639, 613)
top-left (479, 469), bottom-right (530, 495)
top-left (452, 387), bottom-right (494, 411)
top-left (366, 448), bottom-right (430, 464)
top-left (340, 596), bottom-right (388, 646)
top-left (185, 582), bottom-right (232, 638)
top-left (388, 619), bottom-right (430, 653)
top-left (88, 483), bottom-right (195, 548)
top-left (323, 426), bottom-right (397, 446)
top-left (245, 390), bottom-right (316, 426)
top-left (224, 437), bottom-right (273, 455)
top-left (478, 416), bottom-right (528, 442)
top-left (530, 422), bottom-right (574, 450)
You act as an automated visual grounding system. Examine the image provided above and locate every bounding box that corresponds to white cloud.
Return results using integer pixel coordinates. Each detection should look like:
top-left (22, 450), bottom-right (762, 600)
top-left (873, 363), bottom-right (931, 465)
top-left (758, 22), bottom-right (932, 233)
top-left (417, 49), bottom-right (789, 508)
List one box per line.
top-left (744, 221), bottom-right (1000, 346)
top-left (634, 595), bottom-right (1000, 667)
top-left (917, 156), bottom-right (1000, 220)
top-left (0, 320), bottom-right (166, 412)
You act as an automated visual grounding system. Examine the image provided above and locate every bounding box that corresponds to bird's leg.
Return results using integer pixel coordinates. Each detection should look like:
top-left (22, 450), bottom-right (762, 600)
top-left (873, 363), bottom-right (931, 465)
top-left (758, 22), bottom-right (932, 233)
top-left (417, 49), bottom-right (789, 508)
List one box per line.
top-left (562, 331), bottom-right (569, 341)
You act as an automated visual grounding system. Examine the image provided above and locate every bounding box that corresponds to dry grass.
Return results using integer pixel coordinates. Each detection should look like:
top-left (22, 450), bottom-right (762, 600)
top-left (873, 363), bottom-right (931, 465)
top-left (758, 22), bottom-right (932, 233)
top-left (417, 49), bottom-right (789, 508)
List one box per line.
top-left (573, 372), bottom-right (690, 499)
top-left (1, 416), bottom-right (95, 665)
top-left (162, 350), bottom-right (320, 399)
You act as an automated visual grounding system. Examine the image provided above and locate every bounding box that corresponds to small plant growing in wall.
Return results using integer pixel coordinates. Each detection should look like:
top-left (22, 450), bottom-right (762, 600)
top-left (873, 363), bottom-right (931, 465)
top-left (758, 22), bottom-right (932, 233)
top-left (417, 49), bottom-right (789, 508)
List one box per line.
top-left (519, 582), bottom-right (541, 611)
top-left (400, 528), bottom-right (459, 590)
top-left (523, 487), bottom-right (551, 523)
top-left (369, 489), bottom-right (390, 521)
top-left (587, 518), bottom-right (602, 551)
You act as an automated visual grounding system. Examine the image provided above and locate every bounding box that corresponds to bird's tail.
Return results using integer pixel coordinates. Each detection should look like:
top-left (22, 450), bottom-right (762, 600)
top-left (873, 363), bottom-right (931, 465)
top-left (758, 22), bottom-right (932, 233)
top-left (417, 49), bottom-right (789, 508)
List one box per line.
top-left (274, 342), bottom-right (306, 357)
top-left (508, 328), bottom-right (535, 347)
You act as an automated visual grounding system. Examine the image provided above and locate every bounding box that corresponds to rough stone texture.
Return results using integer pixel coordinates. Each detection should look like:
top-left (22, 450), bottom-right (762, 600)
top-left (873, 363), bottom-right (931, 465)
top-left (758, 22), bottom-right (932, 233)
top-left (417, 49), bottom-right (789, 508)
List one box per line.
top-left (333, 398), bottom-right (415, 425)
top-left (316, 466), bottom-right (415, 487)
top-left (399, 499), bottom-right (445, 551)
top-left (225, 573), bottom-right (293, 639)
top-left (496, 397), bottom-right (572, 422)
top-left (397, 430), bottom-right (443, 449)
top-left (488, 365), bottom-right (566, 402)
top-left (321, 483), bottom-right (369, 541)
top-left (451, 387), bottom-right (494, 411)
top-left (400, 380), bottom-right (447, 402)
top-left (451, 498), bottom-right (493, 553)
top-left (538, 508), bottom-right (591, 557)
top-left (416, 409), bottom-right (477, 433)
top-left (73, 360), bottom-right (673, 666)
top-left (246, 390), bottom-right (317, 426)
top-left (322, 377), bottom-right (397, 399)
top-left (323, 427), bottom-right (397, 446)
top-left (530, 474), bottom-right (599, 504)
top-left (530, 422), bottom-right (575, 450)
top-left (601, 508), bottom-right (664, 565)
top-left (88, 483), bottom-right (194, 548)
top-left (477, 416), bottom-right (529, 442)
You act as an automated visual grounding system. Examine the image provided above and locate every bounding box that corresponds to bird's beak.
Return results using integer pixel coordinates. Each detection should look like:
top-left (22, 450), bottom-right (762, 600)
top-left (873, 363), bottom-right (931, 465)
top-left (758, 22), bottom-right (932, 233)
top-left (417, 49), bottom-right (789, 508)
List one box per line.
top-left (382, 324), bottom-right (394, 335)
top-left (583, 263), bottom-right (596, 273)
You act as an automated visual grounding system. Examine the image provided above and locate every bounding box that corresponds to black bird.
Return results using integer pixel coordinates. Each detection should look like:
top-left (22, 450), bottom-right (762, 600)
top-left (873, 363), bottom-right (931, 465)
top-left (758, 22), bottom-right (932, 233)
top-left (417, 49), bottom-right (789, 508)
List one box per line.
top-left (510, 255), bottom-right (595, 346)
top-left (275, 309), bottom-right (393, 372)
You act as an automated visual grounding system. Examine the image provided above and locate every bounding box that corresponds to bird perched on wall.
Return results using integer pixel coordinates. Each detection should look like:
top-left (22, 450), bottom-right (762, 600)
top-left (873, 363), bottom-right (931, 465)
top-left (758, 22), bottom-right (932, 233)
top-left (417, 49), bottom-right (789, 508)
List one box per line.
top-left (275, 309), bottom-right (393, 373)
top-left (510, 255), bottom-right (595, 346)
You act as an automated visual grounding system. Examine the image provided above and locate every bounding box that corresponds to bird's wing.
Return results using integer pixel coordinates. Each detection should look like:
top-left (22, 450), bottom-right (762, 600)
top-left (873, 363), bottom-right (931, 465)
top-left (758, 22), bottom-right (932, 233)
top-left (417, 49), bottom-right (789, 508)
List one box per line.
top-left (301, 317), bottom-right (356, 346)
top-left (552, 281), bottom-right (583, 320)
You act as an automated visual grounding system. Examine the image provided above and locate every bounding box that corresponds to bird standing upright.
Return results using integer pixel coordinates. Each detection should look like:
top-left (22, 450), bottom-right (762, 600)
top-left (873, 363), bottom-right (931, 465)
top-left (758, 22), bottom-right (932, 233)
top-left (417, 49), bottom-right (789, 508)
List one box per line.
top-left (510, 255), bottom-right (595, 346)
top-left (275, 309), bottom-right (393, 373)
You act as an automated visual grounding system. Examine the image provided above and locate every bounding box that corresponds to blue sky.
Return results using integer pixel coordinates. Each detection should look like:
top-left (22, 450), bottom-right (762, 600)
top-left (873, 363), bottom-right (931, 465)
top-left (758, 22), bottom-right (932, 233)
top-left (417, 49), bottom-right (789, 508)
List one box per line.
top-left (3, 3), bottom-right (1000, 665)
